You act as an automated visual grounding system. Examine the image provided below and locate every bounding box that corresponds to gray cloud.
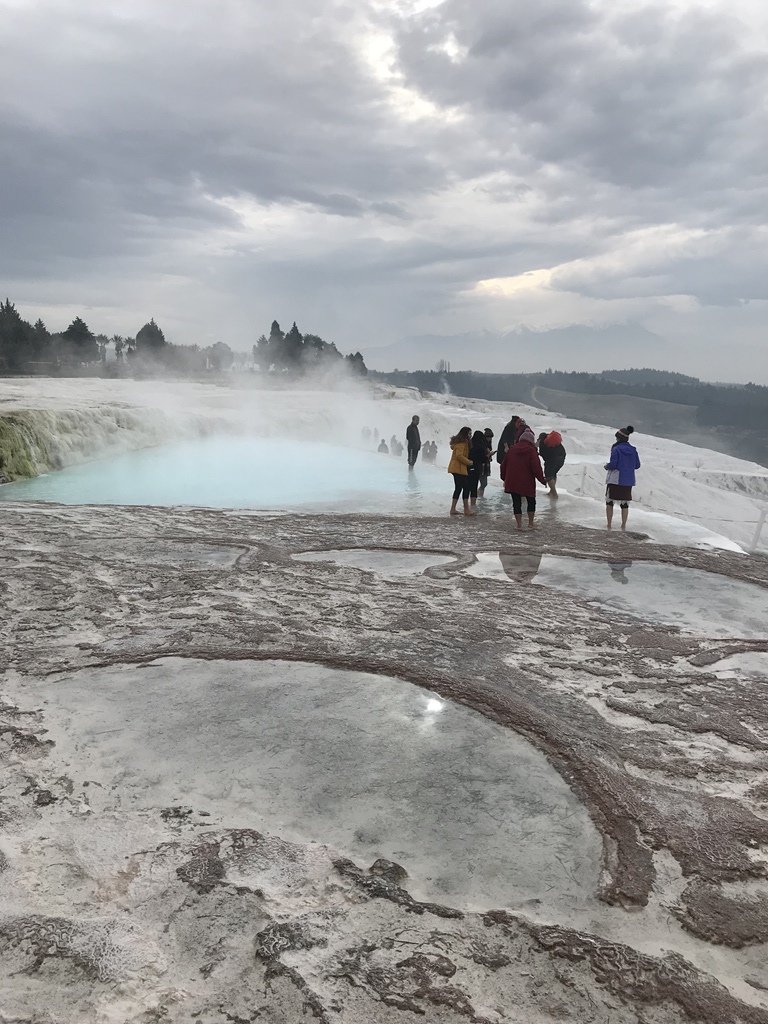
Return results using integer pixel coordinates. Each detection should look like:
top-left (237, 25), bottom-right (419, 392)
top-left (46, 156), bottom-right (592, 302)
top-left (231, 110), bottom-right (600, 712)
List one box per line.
top-left (0, 0), bottom-right (767, 379)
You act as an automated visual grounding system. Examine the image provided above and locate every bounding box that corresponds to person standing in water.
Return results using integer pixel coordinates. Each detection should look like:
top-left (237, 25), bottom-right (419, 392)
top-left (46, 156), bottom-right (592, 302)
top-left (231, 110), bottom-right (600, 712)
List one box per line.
top-left (448, 426), bottom-right (475, 517)
top-left (406, 415), bottom-right (422, 469)
top-left (496, 415), bottom-right (520, 464)
top-left (604, 426), bottom-right (640, 530)
top-left (467, 430), bottom-right (491, 510)
top-left (500, 426), bottom-right (547, 529)
top-left (537, 430), bottom-right (566, 498)
top-left (478, 428), bottom-right (494, 497)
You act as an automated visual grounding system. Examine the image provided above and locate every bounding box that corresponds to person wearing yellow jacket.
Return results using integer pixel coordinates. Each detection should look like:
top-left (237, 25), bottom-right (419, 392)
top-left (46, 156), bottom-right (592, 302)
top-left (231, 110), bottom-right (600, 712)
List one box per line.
top-left (448, 426), bottom-right (476, 516)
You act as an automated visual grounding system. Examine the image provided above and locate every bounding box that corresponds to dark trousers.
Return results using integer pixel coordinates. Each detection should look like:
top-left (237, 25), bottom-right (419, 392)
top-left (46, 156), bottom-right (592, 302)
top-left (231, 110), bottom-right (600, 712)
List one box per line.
top-left (452, 474), bottom-right (471, 500)
top-left (511, 493), bottom-right (536, 515)
top-left (467, 470), bottom-right (480, 499)
top-left (408, 445), bottom-right (420, 466)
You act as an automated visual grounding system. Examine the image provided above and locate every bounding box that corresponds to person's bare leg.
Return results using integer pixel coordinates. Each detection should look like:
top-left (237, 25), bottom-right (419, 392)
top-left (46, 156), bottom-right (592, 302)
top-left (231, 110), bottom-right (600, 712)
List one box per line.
top-left (527, 511), bottom-right (537, 528)
top-left (548, 479), bottom-right (558, 498)
top-left (621, 505), bottom-right (629, 530)
top-left (606, 504), bottom-right (614, 529)
top-left (514, 513), bottom-right (523, 530)
top-left (478, 486), bottom-right (485, 498)
top-left (463, 499), bottom-right (476, 516)
top-left (450, 499), bottom-right (460, 515)
top-left (470, 496), bottom-right (477, 508)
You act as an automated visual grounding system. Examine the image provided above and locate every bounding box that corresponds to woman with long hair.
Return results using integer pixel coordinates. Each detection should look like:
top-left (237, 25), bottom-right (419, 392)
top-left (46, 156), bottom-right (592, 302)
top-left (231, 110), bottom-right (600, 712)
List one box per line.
top-left (604, 426), bottom-right (641, 530)
top-left (448, 426), bottom-right (475, 516)
top-left (467, 429), bottom-right (492, 509)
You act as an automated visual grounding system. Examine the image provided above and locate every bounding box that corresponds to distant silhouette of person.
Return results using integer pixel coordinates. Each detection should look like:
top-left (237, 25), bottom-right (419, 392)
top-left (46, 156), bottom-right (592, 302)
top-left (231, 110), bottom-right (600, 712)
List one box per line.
top-left (448, 426), bottom-right (475, 517)
top-left (605, 426), bottom-right (641, 530)
top-left (373, 427), bottom-right (379, 442)
top-left (362, 426), bottom-right (371, 443)
top-left (378, 439), bottom-right (389, 454)
top-left (500, 427), bottom-right (546, 529)
top-left (537, 431), bottom-right (566, 498)
top-left (406, 415), bottom-right (422, 469)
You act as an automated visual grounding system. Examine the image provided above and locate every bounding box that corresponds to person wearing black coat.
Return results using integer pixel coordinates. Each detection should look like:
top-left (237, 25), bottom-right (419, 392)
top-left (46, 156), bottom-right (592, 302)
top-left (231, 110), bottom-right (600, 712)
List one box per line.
top-left (468, 430), bottom-right (491, 508)
top-left (537, 431), bottom-right (566, 498)
top-left (496, 415), bottom-right (520, 463)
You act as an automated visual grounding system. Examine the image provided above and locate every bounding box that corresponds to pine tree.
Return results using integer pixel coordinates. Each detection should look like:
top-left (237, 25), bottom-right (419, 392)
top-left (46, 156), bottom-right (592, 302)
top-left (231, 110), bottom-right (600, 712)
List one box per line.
top-left (136, 319), bottom-right (166, 350)
top-left (283, 322), bottom-right (304, 368)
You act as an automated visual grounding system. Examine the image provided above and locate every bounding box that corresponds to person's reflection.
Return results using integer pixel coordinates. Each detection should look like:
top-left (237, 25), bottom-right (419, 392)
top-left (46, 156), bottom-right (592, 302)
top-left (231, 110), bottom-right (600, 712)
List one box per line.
top-left (607, 560), bottom-right (633, 584)
top-left (499, 552), bottom-right (542, 584)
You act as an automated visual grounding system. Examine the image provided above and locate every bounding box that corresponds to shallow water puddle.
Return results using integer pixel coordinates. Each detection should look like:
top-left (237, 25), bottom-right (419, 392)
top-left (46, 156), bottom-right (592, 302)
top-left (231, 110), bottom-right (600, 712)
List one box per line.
top-left (293, 548), bottom-right (456, 576)
top-left (468, 552), bottom-right (768, 639)
top-left (38, 658), bottom-right (601, 913)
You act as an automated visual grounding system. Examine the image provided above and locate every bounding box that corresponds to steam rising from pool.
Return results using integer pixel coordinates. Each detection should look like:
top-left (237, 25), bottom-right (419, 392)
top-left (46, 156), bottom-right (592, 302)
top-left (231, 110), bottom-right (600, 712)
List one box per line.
top-left (0, 437), bottom-right (449, 513)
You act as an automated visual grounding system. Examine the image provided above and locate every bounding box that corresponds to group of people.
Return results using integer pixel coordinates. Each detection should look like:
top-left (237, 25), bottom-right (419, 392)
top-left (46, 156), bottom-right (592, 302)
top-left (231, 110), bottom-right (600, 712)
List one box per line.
top-left (444, 414), bottom-right (640, 531)
top-left (368, 419), bottom-right (438, 463)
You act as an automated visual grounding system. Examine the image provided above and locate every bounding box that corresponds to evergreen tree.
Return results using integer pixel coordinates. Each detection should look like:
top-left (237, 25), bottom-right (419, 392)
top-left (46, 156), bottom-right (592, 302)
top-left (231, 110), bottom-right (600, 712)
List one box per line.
top-left (136, 318), bottom-right (166, 350)
top-left (254, 334), bottom-right (270, 370)
top-left (0, 299), bottom-right (36, 370)
top-left (267, 320), bottom-right (285, 370)
top-left (62, 316), bottom-right (99, 362)
top-left (283, 321), bottom-right (304, 368)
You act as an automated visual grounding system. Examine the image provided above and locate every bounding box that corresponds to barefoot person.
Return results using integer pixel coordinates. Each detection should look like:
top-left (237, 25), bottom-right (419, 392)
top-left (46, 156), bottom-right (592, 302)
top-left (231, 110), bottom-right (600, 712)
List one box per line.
top-left (604, 426), bottom-right (641, 530)
top-left (478, 428), bottom-right (494, 497)
top-left (468, 430), bottom-right (491, 510)
top-left (537, 430), bottom-right (566, 498)
top-left (500, 426), bottom-right (546, 529)
top-left (448, 426), bottom-right (475, 517)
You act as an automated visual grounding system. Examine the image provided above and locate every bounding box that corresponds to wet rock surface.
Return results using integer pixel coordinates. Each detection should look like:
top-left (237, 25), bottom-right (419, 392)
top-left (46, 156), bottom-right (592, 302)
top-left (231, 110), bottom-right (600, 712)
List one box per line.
top-left (2, 501), bottom-right (768, 1021)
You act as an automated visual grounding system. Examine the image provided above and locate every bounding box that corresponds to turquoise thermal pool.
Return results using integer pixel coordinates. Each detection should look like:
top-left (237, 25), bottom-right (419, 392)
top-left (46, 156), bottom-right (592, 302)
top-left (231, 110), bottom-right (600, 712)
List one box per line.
top-left (0, 438), bottom-right (449, 513)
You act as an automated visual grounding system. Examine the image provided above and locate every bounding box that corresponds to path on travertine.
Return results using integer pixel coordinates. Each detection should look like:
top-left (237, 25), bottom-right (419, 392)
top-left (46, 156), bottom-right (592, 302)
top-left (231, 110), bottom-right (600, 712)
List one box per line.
top-left (2, 502), bottom-right (768, 1023)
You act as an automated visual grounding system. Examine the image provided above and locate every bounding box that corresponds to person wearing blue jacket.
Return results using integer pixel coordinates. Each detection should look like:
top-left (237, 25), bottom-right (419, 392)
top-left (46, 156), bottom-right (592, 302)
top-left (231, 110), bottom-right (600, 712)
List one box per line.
top-left (604, 425), bottom-right (641, 530)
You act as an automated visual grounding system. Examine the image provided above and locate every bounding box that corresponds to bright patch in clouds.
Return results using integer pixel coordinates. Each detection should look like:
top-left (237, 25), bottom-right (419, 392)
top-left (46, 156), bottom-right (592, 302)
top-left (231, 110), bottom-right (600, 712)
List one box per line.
top-left (0, 0), bottom-right (767, 380)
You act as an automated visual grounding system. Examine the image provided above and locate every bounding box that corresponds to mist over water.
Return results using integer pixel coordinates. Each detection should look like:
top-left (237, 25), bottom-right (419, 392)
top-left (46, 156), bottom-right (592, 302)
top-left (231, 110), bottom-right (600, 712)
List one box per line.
top-left (0, 436), bottom-right (449, 513)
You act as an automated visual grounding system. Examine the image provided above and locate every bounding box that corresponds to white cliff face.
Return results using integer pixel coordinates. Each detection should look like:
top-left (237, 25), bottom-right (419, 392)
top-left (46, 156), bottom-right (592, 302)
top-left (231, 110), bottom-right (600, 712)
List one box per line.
top-left (1, 376), bottom-right (767, 553)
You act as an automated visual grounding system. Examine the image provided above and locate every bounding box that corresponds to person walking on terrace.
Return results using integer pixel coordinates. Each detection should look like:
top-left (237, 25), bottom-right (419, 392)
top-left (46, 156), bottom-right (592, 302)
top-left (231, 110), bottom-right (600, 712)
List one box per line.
top-left (604, 426), bottom-right (641, 531)
top-left (537, 430), bottom-right (567, 498)
top-left (406, 415), bottom-right (422, 469)
top-left (500, 426), bottom-right (547, 530)
top-left (448, 426), bottom-right (476, 517)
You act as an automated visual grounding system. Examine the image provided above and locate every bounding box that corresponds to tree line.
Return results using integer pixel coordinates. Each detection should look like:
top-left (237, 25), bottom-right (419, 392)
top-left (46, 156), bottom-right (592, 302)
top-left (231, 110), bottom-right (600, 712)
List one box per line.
top-left (0, 301), bottom-right (366, 378)
top-left (253, 320), bottom-right (366, 376)
top-left (372, 367), bottom-right (768, 430)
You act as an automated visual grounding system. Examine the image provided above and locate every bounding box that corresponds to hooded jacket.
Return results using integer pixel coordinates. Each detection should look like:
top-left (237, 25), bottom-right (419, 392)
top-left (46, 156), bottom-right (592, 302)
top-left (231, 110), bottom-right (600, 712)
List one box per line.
top-left (606, 442), bottom-right (640, 487)
top-left (500, 440), bottom-right (547, 497)
top-left (448, 439), bottom-right (472, 476)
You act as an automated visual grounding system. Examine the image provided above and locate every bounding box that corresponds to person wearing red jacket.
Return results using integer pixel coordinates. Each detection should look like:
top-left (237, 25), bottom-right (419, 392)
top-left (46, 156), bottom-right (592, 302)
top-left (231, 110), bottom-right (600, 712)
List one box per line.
top-left (500, 427), bottom-right (547, 530)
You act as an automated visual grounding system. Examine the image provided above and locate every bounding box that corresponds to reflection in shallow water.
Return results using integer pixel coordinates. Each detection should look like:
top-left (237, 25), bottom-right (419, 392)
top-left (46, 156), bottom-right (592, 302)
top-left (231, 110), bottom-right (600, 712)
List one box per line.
top-left (466, 552), bottom-right (768, 639)
top-left (293, 548), bottom-right (456, 577)
top-left (607, 561), bottom-right (633, 585)
top-left (36, 659), bottom-right (601, 914)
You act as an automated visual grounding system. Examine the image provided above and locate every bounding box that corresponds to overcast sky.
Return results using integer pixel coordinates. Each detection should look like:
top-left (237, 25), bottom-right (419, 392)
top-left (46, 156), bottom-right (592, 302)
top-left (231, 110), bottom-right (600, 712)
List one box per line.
top-left (1, 0), bottom-right (767, 381)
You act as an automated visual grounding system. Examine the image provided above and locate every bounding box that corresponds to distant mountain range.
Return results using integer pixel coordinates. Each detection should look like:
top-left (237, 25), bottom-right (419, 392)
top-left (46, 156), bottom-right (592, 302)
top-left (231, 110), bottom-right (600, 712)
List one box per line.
top-left (361, 323), bottom-right (667, 373)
